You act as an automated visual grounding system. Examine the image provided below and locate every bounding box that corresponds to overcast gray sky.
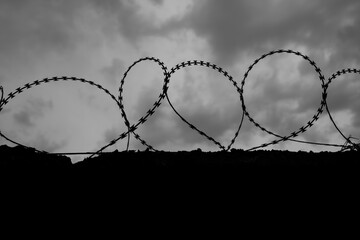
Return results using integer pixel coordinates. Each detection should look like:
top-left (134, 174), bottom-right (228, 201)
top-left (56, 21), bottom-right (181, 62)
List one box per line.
top-left (1, 0), bottom-right (359, 161)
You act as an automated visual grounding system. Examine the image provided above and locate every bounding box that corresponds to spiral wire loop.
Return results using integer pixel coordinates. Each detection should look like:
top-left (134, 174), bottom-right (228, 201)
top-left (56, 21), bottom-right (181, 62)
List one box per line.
top-left (166, 60), bottom-right (244, 152)
top-left (325, 68), bottom-right (360, 151)
top-left (0, 77), bottom-right (122, 155)
top-left (0, 49), bottom-right (359, 159)
top-left (241, 49), bottom-right (327, 150)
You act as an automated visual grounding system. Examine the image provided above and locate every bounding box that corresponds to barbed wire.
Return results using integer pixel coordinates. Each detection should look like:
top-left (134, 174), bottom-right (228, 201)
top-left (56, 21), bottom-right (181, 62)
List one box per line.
top-left (241, 49), bottom-right (327, 150)
top-left (325, 68), bottom-right (360, 151)
top-left (0, 77), bottom-right (124, 156)
top-left (166, 60), bottom-right (244, 152)
top-left (0, 49), bottom-right (359, 160)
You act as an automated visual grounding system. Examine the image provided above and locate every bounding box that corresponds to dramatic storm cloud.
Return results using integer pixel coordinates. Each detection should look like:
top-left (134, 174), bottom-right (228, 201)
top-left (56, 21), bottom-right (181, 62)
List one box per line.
top-left (1, 0), bottom-right (359, 161)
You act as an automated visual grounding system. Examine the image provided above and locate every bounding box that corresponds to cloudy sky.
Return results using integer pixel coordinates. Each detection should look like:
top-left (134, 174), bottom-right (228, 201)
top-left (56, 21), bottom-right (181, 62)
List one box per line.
top-left (1, 0), bottom-right (359, 161)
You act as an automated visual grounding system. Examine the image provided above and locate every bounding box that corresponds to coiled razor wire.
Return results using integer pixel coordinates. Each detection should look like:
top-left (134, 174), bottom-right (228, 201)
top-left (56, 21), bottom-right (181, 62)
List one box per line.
top-left (325, 68), bottom-right (360, 151)
top-left (166, 60), bottom-right (244, 152)
top-left (0, 49), bottom-right (359, 160)
top-left (0, 77), bottom-right (126, 155)
top-left (241, 49), bottom-right (327, 151)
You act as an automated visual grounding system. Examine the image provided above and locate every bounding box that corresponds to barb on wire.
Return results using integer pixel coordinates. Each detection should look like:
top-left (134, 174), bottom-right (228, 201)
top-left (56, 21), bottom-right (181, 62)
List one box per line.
top-left (0, 49), bottom-right (359, 160)
top-left (0, 86), bottom-right (3, 104)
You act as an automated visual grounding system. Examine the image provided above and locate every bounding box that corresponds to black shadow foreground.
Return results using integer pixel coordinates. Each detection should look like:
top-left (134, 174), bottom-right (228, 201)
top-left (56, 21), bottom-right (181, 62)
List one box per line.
top-left (1, 145), bottom-right (359, 234)
top-left (1, 145), bottom-right (358, 185)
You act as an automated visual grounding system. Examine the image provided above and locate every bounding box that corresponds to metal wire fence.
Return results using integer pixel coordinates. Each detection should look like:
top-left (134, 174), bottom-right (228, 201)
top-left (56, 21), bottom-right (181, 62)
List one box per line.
top-left (0, 49), bottom-right (359, 160)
